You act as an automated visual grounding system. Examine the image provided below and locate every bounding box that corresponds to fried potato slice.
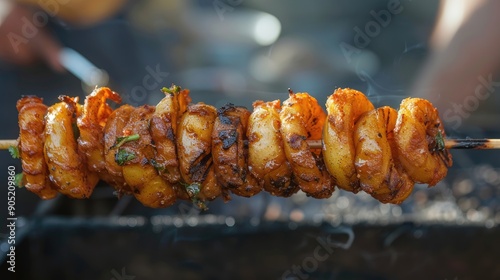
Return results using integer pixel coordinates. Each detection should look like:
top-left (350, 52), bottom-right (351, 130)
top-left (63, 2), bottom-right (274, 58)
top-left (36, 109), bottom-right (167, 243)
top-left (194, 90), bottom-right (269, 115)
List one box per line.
top-left (354, 107), bottom-right (415, 204)
top-left (247, 100), bottom-right (298, 197)
top-left (44, 96), bottom-right (99, 198)
top-left (280, 91), bottom-right (334, 198)
top-left (120, 105), bottom-right (177, 208)
top-left (103, 104), bottom-right (134, 194)
top-left (394, 98), bottom-right (452, 186)
top-left (150, 85), bottom-right (190, 184)
top-left (323, 88), bottom-right (374, 193)
top-left (17, 96), bottom-right (58, 199)
top-left (177, 103), bottom-right (221, 203)
top-left (77, 87), bottom-right (122, 187)
top-left (212, 104), bottom-right (261, 198)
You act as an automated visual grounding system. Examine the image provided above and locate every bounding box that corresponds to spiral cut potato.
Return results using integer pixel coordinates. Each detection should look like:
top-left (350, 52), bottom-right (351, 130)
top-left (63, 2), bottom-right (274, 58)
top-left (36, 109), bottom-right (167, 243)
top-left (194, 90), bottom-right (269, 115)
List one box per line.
top-left (14, 85), bottom-right (452, 208)
top-left (247, 100), bottom-right (298, 197)
top-left (279, 90), bottom-right (333, 198)
top-left (177, 103), bottom-right (221, 205)
top-left (16, 96), bottom-right (58, 199)
top-left (44, 96), bottom-right (99, 198)
top-left (212, 104), bottom-right (261, 198)
top-left (323, 88), bottom-right (375, 193)
top-left (354, 107), bottom-right (415, 204)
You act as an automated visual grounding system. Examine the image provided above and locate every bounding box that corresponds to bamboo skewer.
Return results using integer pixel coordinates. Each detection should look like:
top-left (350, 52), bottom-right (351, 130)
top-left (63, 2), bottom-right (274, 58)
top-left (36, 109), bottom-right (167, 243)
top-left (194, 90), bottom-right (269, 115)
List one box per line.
top-left (1, 138), bottom-right (500, 151)
top-left (305, 139), bottom-right (500, 150)
top-left (0, 140), bottom-right (18, 150)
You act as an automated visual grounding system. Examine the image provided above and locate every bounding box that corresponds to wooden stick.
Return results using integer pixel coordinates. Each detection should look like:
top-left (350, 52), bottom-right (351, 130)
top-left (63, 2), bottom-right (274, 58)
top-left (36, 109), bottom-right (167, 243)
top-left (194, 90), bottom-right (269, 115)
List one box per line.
top-left (442, 139), bottom-right (500, 149)
top-left (0, 140), bottom-right (18, 150)
top-left (2, 138), bottom-right (500, 151)
top-left (306, 139), bottom-right (500, 150)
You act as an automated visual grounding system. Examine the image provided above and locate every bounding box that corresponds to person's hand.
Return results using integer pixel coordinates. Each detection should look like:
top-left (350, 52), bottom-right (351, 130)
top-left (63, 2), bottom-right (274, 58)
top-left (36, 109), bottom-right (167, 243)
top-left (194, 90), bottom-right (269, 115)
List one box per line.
top-left (0, 2), bottom-right (63, 71)
top-left (411, 0), bottom-right (500, 111)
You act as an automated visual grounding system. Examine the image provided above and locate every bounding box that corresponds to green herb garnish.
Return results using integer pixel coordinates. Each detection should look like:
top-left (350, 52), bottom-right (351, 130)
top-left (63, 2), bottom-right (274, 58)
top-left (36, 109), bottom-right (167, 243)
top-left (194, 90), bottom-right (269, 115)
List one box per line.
top-left (161, 85), bottom-right (182, 95)
top-left (111, 134), bottom-right (140, 149)
top-left (183, 183), bottom-right (207, 210)
top-left (8, 146), bottom-right (20, 159)
top-left (180, 181), bottom-right (208, 210)
top-left (115, 149), bottom-right (136, 166)
top-left (186, 183), bottom-right (200, 198)
top-left (14, 173), bottom-right (24, 188)
top-left (436, 130), bottom-right (445, 151)
top-left (149, 159), bottom-right (165, 172)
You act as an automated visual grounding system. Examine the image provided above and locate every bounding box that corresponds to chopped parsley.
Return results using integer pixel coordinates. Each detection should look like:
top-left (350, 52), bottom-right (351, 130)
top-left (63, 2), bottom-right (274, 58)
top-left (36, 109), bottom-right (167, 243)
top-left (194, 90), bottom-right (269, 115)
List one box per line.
top-left (186, 183), bottom-right (200, 198)
top-left (111, 134), bottom-right (140, 149)
top-left (14, 173), bottom-right (24, 188)
top-left (115, 149), bottom-right (136, 166)
top-left (149, 159), bottom-right (165, 172)
top-left (8, 146), bottom-right (20, 159)
top-left (181, 182), bottom-right (207, 210)
top-left (161, 85), bottom-right (182, 95)
top-left (436, 130), bottom-right (445, 151)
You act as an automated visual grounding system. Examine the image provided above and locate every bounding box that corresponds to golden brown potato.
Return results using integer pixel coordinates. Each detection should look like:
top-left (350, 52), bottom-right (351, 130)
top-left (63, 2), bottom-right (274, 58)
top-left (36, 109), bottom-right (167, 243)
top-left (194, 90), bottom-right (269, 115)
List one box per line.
top-left (354, 107), bottom-right (415, 204)
top-left (280, 91), bottom-right (334, 198)
top-left (103, 104), bottom-right (134, 194)
top-left (378, 106), bottom-right (415, 204)
top-left (212, 104), bottom-right (261, 198)
top-left (119, 105), bottom-right (177, 208)
top-left (394, 98), bottom-right (453, 186)
top-left (247, 100), bottom-right (298, 197)
top-left (77, 87), bottom-right (122, 186)
top-left (379, 164), bottom-right (414, 204)
top-left (354, 108), bottom-right (393, 195)
top-left (177, 103), bottom-right (221, 203)
top-left (16, 96), bottom-right (58, 199)
top-left (323, 88), bottom-right (374, 193)
top-left (150, 85), bottom-right (190, 184)
top-left (44, 96), bottom-right (99, 198)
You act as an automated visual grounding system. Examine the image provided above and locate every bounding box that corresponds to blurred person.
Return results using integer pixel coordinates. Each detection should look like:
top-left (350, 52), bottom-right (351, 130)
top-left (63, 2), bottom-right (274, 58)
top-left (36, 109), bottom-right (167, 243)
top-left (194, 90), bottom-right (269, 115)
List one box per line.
top-left (0, 0), bottom-right (184, 219)
top-left (411, 0), bottom-right (500, 131)
top-left (0, 1), bottom-right (62, 72)
top-left (0, 0), bottom-right (128, 70)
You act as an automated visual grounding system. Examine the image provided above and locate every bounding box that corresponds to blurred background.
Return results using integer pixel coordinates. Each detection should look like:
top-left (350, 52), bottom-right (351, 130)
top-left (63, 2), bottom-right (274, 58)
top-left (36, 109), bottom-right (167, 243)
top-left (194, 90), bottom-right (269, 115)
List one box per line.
top-left (1, 0), bottom-right (500, 279)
